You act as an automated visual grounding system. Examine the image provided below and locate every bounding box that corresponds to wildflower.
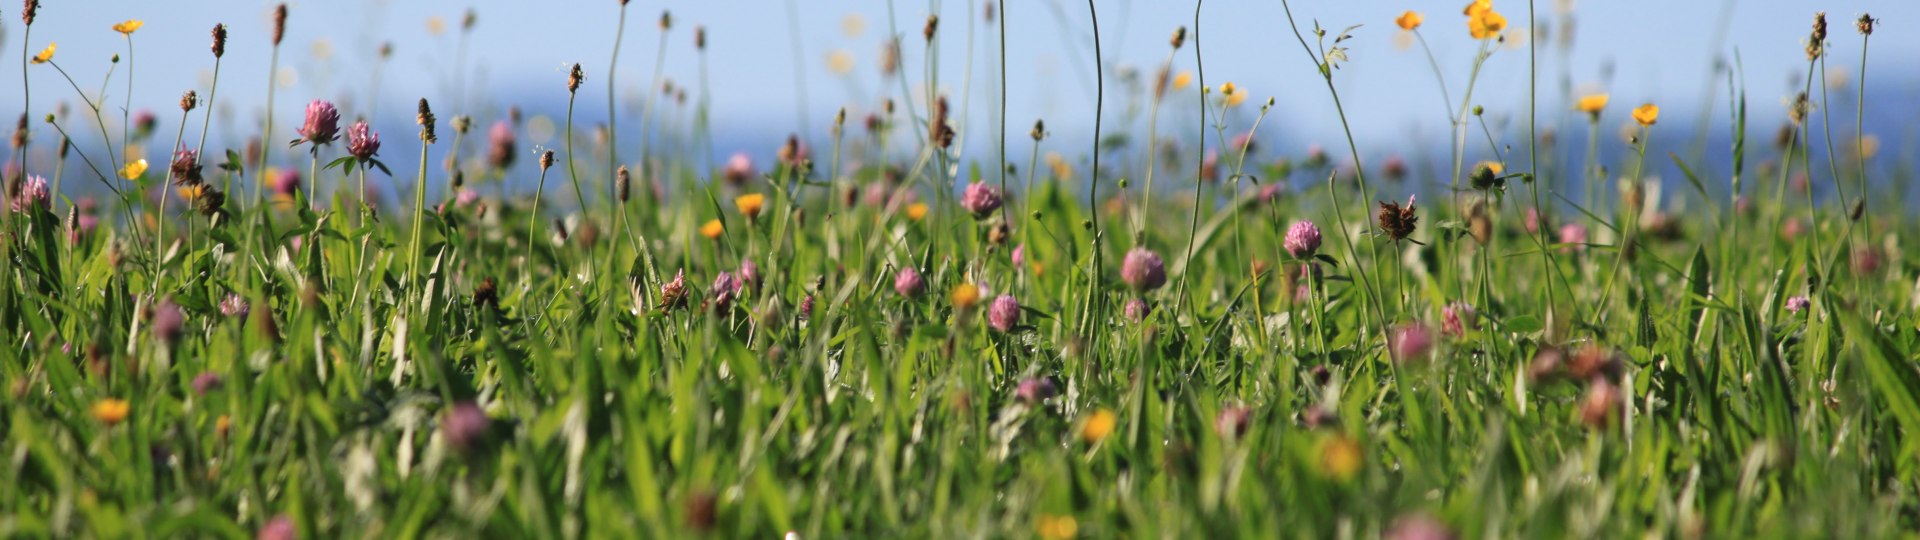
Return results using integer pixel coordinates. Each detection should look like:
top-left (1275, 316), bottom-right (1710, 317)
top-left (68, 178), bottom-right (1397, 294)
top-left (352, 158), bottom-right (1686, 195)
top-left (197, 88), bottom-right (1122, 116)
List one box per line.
top-left (987, 295), bottom-right (1021, 332)
top-left (724, 152), bottom-right (754, 186)
top-left (272, 168), bottom-right (301, 197)
top-left (11, 175), bottom-right (49, 212)
top-left (1120, 247), bottom-right (1168, 291)
top-left (1462, 0), bottom-right (1491, 16)
top-left (484, 121), bottom-right (515, 170)
top-left (257, 515), bottom-right (296, 540)
top-left (417, 98), bottom-right (437, 143)
top-left (180, 90), bottom-right (199, 112)
top-left (1470, 161), bottom-right (1505, 191)
top-left (1568, 345), bottom-right (1624, 382)
top-left (1376, 196), bottom-right (1419, 241)
top-left (1219, 82), bottom-right (1247, 107)
top-left (112, 19), bottom-right (144, 35)
top-left (1468, 9), bottom-right (1506, 39)
top-left (22, 0), bottom-right (38, 26)
top-left (660, 269), bottom-right (688, 309)
top-left (120, 158), bottom-right (149, 180)
top-left (1785, 295), bottom-right (1810, 313)
top-left (567, 63), bottom-right (585, 94)
top-left (1853, 247), bottom-right (1884, 275)
top-left (1302, 405), bottom-right (1338, 429)
top-left (735, 193), bottom-right (766, 219)
top-left (1574, 94), bottom-right (1609, 119)
top-left (1316, 433), bottom-right (1363, 480)
top-left (298, 100), bottom-right (341, 146)
top-left (894, 266), bottom-right (926, 298)
top-left (1557, 223), bottom-right (1588, 252)
top-left (1015, 377), bottom-right (1057, 404)
top-left (710, 271), bottom-right (741, 304)
top-left (1385, 514), bottom-right (1457, 540)
top-left (735, 259), bottom-right (761, 292)
top-left (906, 202), bottom-right (930, 221)
top-left (442, 401), bottom-right (491, 454)
top-left (699, 219), bottom-right (724, 239)
top-left (186, 372), bottom-right (224, 396)
top-left (1857, 13), bottom-right (1875, 36)
top-left (1123, 298), bottom-right (1150, 322)
top-left (950, 283), bottom-right (982, 310)
top-left (1526, 346), bottom-right (1566, 383)
top-left (1396, 11), bottom-right (1423, 31)
top-left (28, 42), bottom-right (54, 65)
top-left (1382, 156), bottom-right (1409, 181)
top-left (1011, 244), bottom-right (1026, 269)
top-left (798, 294), bottom-right (815, 320)
top-left (1037, 515), bottom-right (1078, 540)
top-left (1632, 103), bottom-right (1659, 126)
top-left (1807, 12), bottom-right (1827, 60)
top-left (1579, 380), bottom-right (1622, 430)
top-left (960, 182), bottom-right (1003, 218)
top-left (218, 294), bottom-right (249, 318)
top-left (1442, 302), bottom-right (1477, 338)
top-left (1214, 405), bottom-right (1253, 438)
top-left (1172, 71), bottom-right (1193, 91)
top-left (1389, 324), bottom-right (1434, 363)
top-left (92, 398), bottom-right (131, 425)
top-left (1284, 221), bottom-right (1323, 259)
top-left (171, 149), bottom-right (204, 185)
top-left (1079, 409), bottom-right (1117, 444)
top-left (342, 120), bottom-right (380, 162)
top-left (271, 4), bottom-right (289, 46)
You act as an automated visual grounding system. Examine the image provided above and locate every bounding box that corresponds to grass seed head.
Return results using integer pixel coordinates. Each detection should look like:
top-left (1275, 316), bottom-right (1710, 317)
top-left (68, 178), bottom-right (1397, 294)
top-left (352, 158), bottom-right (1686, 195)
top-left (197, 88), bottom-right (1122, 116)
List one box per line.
top-left (211, 24), bottom-right (228, 58)
top-left (272, 4), bottom-right (288, 46)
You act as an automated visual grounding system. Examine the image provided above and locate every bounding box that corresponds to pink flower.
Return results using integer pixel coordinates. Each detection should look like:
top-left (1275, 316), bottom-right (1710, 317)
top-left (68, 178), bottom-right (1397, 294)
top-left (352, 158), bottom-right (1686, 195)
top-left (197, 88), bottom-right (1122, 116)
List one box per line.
top-left (256, 515), bottom-right (297, 540)
top-left (1389, 323), bottom-right (1434, 363)
top-left (1015, 377), bottom-right (1057, 404)
top-left (486, 121), bottom-right (515, 169)
top-left (1785, 295), bottom-right (1810, 313)
top-left (442, 401), bottom-right (491, 454)
top-left (738, 258), bottom-right (761, 292)
top-left (724, 152), bottom-right (754, 186)
top-left (1853, 248), bottom-right (1884, 275)
top-left (1214, 405), bottom-right (1253, 438)
top-left (1284, 221), bottom-right (1322, 259)
top-left (894, 266), bottom-right (926, 298)
top-left (1385, 514), bottom-right (1455, 540)
top-left (346, 120), bottom-right (380, 160)
top-left (987, 294), bottom-right (1020, 332)
top-left (1232, 131), bottom-right (1256, 153)
top-left (1123, 298), bottom-right (1150, 322)
top-left (1201, 150), bottom-right (1220, 182)
top-left (11, 175), bottom-right (49, 212)
top-left (272, 169), bottom-right (302, 197)
top-left (192, 372), bottom-right (224, 395)
top-left (1557, 223), bottom-right (1588, 252)
top-left (299, 100), bottom-right (341, 145)
top-left (1011, 244), bottom-right (1025, 269)
top-left (798, 294), bottom-right (815, 320)
top-left (960, 182), bottom-right (1003, 219)
top-left (1524, 208), bottom-right (1544, 234)
top-left (1441, 302), bottom-right (1476, 338)
top-left (1120, 247), bottom-right (1168, 291)
top-left (219, 293), bottom-right (250, 318)
top-left (152, 299), bottom-right (186, 345)
top-left (456, 189), bottom-right (480, 207)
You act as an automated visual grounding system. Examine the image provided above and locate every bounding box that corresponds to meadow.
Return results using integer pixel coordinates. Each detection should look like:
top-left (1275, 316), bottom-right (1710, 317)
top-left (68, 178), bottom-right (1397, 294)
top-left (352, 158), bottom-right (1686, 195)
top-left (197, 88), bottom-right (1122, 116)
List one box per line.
top-left (3, 0), bottom-right (1918, 538)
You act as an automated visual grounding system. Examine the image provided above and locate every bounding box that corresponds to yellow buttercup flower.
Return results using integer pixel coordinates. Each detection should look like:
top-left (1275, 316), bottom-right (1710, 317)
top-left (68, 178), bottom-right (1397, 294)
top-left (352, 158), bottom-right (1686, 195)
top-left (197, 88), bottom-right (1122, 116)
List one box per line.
top-left (735, 193), bottom-right (766, 219)
top-left (31, 42), bottom-right (55, 64)
top-left (113, 20), bottom-right (144, 35)
top-left (1632, 103), bottom-right (1659, 126)
top-left (699, 218), bottom-right (725, 239)
top-left (1463, 0), bottom-right (1492, 17)
top-left (1476, 161), bottom-right (1504, 175)
top-left (1468, 10), bottom-right (1506, 39)
top-left (826, 50), bottom-right (855, 76)
top-left (950, 283), bottom-right (981, 310)
top-left (1037, 515), bottom-right (1079, 540)
top-left (905, 202), bottom-right (929, 221)
top-left (1171, 71), bottom-right (1193, 91)
top-left (120, 159), bottom-right (149, 180)
top-left (1218, 82), bottom-right (1247, 107)
top-left (1317, 433), bottom-right (1364, 481)
top-left (92, 398), bottom-right (131, 426)
top-left (1079, 408), bottom-right (1117, 444)
top-left (1574, 94), bottom-right (1609, 116)
top-left (1397, 11), bottom-right (1424, 31)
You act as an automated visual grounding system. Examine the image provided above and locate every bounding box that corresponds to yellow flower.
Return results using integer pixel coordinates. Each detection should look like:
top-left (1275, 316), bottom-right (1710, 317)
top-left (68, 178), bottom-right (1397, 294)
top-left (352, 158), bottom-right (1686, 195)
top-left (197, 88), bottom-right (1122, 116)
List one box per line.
top-left (950, 283), bottom-right (981, 310)
top-left (1171, 71), bottom-right (1193, 91)
top-left (1396, 11), bottom-right (1424, 31)
top-left (826, 50), bottom-right (855, 75)
top-left (120, 159), bottom-right (149, 180)
top-left (92, 398), bottom-right (131, 426)
top-left (31, 42), bottom-right (55, 64)
top-left (699, 218), bottom-right (725, 239)
top-left (1317, 433), bottom-right (1363, 481)
top-left (1574, 94), bottom-right (1609, 116)
top-left (1218, 82), bottom-right (1247, 107)
top-left (112, 19), bottom-right (144, 35)
top-left (1079, 408), bottom-right (1117, 444)
top-left (735, 193), bottom-right (766, 219)
top-left (1462, 0), bottom-right (1492, 17)
top-left (905, 202), bottom-right (929, 221)
top-left (426, 16), bottom-right (447, 36)
top-left (1468, 10), bottom-right (1507, 39)
top-left (1037, 515), bottom-right (1079, 540)
top-left (1632, 103), bottom-right (1659, 126)
top-left (1476, 161), bottom-right (1504, 175)
top-left (178, 184), bottom-right (209, 201)
top-left (1856, 134), bottom-right (1880, 159)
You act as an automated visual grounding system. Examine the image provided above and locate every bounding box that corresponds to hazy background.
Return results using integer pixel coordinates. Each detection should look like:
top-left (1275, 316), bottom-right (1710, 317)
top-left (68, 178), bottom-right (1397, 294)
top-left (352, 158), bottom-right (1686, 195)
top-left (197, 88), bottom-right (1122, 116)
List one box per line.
top-left (6, 0), bottom-right (1917, 204)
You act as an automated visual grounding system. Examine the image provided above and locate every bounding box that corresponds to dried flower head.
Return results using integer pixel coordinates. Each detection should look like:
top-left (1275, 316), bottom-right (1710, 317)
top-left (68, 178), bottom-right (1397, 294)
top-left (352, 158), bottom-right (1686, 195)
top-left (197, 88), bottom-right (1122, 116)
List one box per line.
top-left (568, 63), bottom-right (585, 94)
top-left (658, 10), bottom-right (671, 31)
top-left (1376, 195), bottom-right (1419, 241)
top-left (695, 26), bottom-right (707, 50)
top-left (616, 165), bottom-right (632, 202)
top-left (923, 14), bottom-right (939, 42)
top-left (180, 90), bottom-right (199, 112)
top-left (211, 24), bottom-right (228, 58)
top-left (1857, 13), bottom-right (1875, 36)
top-left (272, 4), bottom-right (289, 46)
top-left (170, 149), bottom-right (204, 185)
top-left (1171, 26), bottom-right (1188, 49)
top-left (539, 149), bottom-right (555, 171)
top-left (22, 0), bottom-right (39, 26)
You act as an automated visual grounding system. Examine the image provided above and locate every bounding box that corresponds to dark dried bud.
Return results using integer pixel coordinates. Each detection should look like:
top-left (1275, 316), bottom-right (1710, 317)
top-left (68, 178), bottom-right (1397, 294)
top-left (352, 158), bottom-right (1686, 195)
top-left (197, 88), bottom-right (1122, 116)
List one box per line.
top-left (23, 0), bottom-right (38, 26)
top-left (924, 15), bottom-right (939, 42)
top-left (181, 90), bottom-right (199, 112)
top-left (658, 11), bottom-right (672, 31)
top-left (1849, 199), bottom-right (1865, 222)
top-left (452, 115), bottom-right (472, 134)
top-left (59, 136), bottom-right (71, 158)
top-left (928, 97), bottom-right (955, 149)
top-left (695, 26), bottom-right (706, 50)
top-left (1030, 119), bottom-right (1045, 141)
top-left (474, 277), bottom-right (499, 310)
top-left (1376, 196), bottom-right (1419, 241)
top-left (416, 98), bottom-right (437, 143)
top-left (685, 490), bottom-right (717, 532)
top-left (540, 150), bottom-right (555, 171)
top-left (552, 218), bottom-right (569, 243)
top-left (195, 188), bottom-right (226, 217)
top-left (451, 169), bottom-right (464, 188)
top-left (616, 165), bottom-right (631, 202)
top-left (272, 4), bottom-right (288, 46)
top-left (462, 8), bottom-right (477, 32)
top-left (567, 63), bottom-right (585, 94)
top-left (1171, 27), bottom-right (1188, 49)
top-left (211, 24), bottom-right (228, 58)
top-left (380, 41), bottom-right (394, 59)
top-left (987, 223), bottom-right (1010, 245)
top-left (1857, 14), bottom-right (1875, 36)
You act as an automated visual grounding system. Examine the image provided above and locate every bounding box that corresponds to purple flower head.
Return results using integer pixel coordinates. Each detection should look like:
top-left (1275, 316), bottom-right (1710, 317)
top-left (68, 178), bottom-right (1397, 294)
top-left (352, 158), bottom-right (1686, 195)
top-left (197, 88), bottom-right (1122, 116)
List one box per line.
top-left (456, 189), bottom-right (480, 207)
top-left (299, 100), bottom-right (341, 144)
top-left (170, 149), bottom-right (203, 184)
top-left (272, 168), bottom-right (302, 197)
top-left (485, 120), bottom-right (515, 169)
top-left (1558, 223), bottom-right (1589, 253)
top-left (1014, 377), bottom-right (1057, 404)
top-left (1785, 295), bottom-right (1811, 313)
top-left (1011, 244), bottom-right (1025, 269)
top-left (11, 175), bottom-right (49, 213)
top-left (894, 266), bottom-right (926, 298)
top-left (711, 271), bottom-right (741, 297)
top-left (1120, 247), bottom-right (1167, 291)
top-left (738, 259), bottom-right (761, 292)
top-left (1214, 405), bottom-right (1253, 438)
top-left (442, 401), bottom-right (491, 453)
top-left (1441, 302), bottom-right (1476, 338)
top-left (960, 182), bottom-right (1003, 219)
top-left (1123, 298), bottom-right (1150, 322)
top-left (987, 294), bottom-right (1021, 332)
top-left (1385, 514), bottom-right (1456, 540)
top-left (151, 299), bottom-right (185, 345)
top-left (1524, 208), bottom-right (1544, 234)
top-left (346, 120), bottom-right (380, 160)
top-left (798, 294), bottom-right (815, 320)
top-left (724, 152), bottom-right (754, 186)
top-left (257, 515), bottom-right (297, 540)
top-left (133, 109), bottom-right (157, 138)
top-left (1284, 221), bottom-right (1323, 259)
top-left (219, 293), bottom-right (250, 319)
top-left (191, 372), bottom-right (224, 395)
top-left (1390, 323), bottom-right (1434, 363)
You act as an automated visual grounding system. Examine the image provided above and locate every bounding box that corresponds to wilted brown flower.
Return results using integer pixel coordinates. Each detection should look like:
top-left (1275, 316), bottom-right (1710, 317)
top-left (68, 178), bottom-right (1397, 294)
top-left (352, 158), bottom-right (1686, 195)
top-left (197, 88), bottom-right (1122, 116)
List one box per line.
top-left (1857, 14), bottom-right (1875, 35)
top-left (1376, 195), bottom-right (1419, 241)
top-left (181, 90), bottom-right (198, 112)
top-left (22, 0), bottom-right (39, 26)
top-left (567, 63), bottom-right (585, 94)
top-left (539, 150), bottom-right (555, 171)
top-left (1171, 26), bottom-right (1188, 49)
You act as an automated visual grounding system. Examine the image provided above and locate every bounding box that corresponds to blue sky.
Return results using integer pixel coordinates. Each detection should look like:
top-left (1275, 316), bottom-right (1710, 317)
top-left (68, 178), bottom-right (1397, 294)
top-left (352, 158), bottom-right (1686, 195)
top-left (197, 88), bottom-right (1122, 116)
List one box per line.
top-left (7, 0), bottom-right (1916, 196)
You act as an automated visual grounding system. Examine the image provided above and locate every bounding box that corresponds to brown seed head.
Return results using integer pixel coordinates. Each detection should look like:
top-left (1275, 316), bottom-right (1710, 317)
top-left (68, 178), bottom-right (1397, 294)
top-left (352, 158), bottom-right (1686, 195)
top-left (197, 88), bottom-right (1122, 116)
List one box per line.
top-left (659, 11), bottom-right (672, 31)
top-left (1849, 199), bottom-right (1865, 222)
top-left (1806, 12), bottom-right (1827, 59)
top-left (462, 8), bottom-right (477, 32)
top-left (1788, 93), bottom-right (1810, 125)
top-left (616, 165), bottom-right (631, 202)
top-left (540, 150), bottom-right (555, 171)
top-left (59, 135), bottom-right (71, 158)
top-left (181, 91), bottom-right (199, 112)
top-left (881, 38), bottom-right (901, 77)
top-left (1171, 27), bottom-right (1188, 49)
top-left (1376, 196), bottom-right (1419, 241)
top-left (451, 169), bottom-right (465, 188)
top-left (695, 26), bottom-right (707, 50)
top-left (272, 4), bottom-right (288, 46)
top-left (567, 63), bottom-right (584, 94)
top-left (23, 0), bottom-right (38, 26)
top-left (380, 41), bottom-right (394, 59)
top-left (474, 277), bottom-right (499, 310)
top-left (1857, 14), bottom-right (1875, 36)
top-left (1031, 119), bottom-right (1045, 141)
top-left (211, 24), bottom-right (229, 58)
top-left (417, 98), bottom-right (438, 143)
top-left (924, 15), bottom-right (939, 42)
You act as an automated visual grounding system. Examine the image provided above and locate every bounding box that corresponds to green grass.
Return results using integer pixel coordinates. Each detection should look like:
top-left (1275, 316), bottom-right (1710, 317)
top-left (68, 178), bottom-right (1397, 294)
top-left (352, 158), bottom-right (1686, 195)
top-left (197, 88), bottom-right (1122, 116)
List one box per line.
top-left (3, 4), bottom-right (1916, 539)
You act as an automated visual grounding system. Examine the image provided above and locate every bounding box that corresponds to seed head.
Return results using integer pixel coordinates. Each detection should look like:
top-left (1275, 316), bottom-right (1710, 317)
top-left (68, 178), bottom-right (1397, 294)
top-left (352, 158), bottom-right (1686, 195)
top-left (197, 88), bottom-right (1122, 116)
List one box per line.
top-left (1376, 196), bottom-right (1419, 241)
top-left (272, 4), bottom-right (288, 46)
top-left (181, 90), bottom-right (199, 112)
top-left (695, 26), bottom-right (706, 50)
top-left (211, 24), bottom-right (228, 58)
top-left (1030, 119), bottom-right (1046, 141)
top-left (1807, 12), bottom-right (1827, 60)
top-left (1857, 14), bottom-right (1875, 36)
top-left (659, 10), bottom-right (671, 31)
top-left (567, 63), bottom-right (585, 94)
top-left (924, 15), bottom-right (939, 42)
top-left (416, 98), bottom-right (437, 143)
top-left (616, 165), bottom-right (632, 202)
top-left (462, 8), bottom-right (477, 32)
top-left (23, 0), bottom-right (38, 26)
top-left (539, 150), bottom-right (555, 171)
top-left (380, 42), bottom-right (394, 59)
top-left (170, 149), bottom-right (204, 185)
